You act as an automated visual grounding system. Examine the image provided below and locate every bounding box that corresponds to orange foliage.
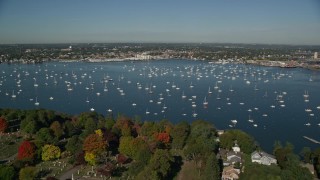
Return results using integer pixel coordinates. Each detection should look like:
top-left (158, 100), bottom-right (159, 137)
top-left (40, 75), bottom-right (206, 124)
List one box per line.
top-left (83, 133), bottom-right (107, 155)
top-left (155, 132), bottom-right (170, 144)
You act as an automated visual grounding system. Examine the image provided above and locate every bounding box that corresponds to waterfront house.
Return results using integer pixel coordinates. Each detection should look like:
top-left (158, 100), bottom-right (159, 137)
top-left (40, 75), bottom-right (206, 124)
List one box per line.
top-left (251, 151), bottom-right (277, 165)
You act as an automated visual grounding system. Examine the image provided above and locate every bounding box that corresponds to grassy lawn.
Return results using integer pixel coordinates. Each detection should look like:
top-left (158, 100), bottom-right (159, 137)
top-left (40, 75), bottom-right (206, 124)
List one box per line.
top-left (0, 134), bottom-right (22, 160)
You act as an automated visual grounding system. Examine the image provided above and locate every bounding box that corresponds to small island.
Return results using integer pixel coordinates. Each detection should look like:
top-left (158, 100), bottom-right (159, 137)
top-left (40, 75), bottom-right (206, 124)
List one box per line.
top-left (0, 108), bottom-right (318, 179)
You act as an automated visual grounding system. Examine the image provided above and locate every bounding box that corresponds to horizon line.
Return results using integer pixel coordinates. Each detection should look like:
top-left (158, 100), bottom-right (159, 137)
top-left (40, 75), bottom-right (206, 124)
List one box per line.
top-left (1, 41), bottom-right (320, 46)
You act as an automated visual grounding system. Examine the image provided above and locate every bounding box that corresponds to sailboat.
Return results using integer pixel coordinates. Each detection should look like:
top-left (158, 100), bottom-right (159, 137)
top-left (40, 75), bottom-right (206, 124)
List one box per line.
top-left (34, 97), bottom-right (39, 106)
top-left (208, 87), bottom-right (212, 94)
top-left (11, 90), bottom-right (16, 98)
top-left (248, 115), bottom-right (254, 123)
top-left (203, 96), bottom-right (208, 106)
top-left (182, 91), bottom-right (186, 99)
top-left (214, 82), bottom-right (218, 89)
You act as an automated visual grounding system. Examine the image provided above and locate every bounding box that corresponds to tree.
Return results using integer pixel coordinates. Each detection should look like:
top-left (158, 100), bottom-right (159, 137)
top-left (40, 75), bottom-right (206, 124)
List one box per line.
top-left (116, 154), bottom-right (128, 165)
top-left (118, 136), bottom-right (134, 157)
top-left (19, 166), bottom-right (37, 180)
top-left (140, 121), bottom-right (159, 137)
top-left (105, 115), bottom-right (115, 130)
top-left (148, 149), bottom-right (174, 179)
top-left (83, 118), bottom-right (96, 136)
top-left (42, 144), bottom-right (61, 161)
top-left (184, 120), bottom-right (218, 164)
top-left (118, 136), bottom-right (151, 161)
top-left (83, 133), bottom-right (107, 155)
top-left (50, 121), bottom-right (63, 138)
top-left (95, 129), bottom-right (103, 137)
top-left (155, 132), bottom-right (170, 144)
top-left (20, 119), bottom-right (38, 134)
top-left (300, 147), bottom-right (312, 163)
top-left (36, 128), bottom-right (55, 145)
top-left (274, 142), bottom-right (294, 169)
top-left (0, 165), bottom-right (16, 180)
top-left (203, 153), bottom-right (220, 180)
top-left (113, 116), bottom-right (134, 137)
top-left (64, 120), bottom-right (78, 137)
top-left (84, 152), bottom-right (96, 165)
top-left (65, 135), bottom-right (82, 154)
top-left (171, 121), bottom-right (190, 149)
top-left (219, 130), bottom-right (256, 154)
top-left (17, 141), bottom-right (36, 160)
top-left (0, 117), bottom-right (8, 133)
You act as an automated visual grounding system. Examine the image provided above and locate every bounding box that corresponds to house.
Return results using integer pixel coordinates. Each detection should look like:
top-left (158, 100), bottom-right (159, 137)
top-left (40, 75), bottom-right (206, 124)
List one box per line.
top-left (232, 143), bottom-right (240, 153)
top-left (222, 165), bottom-right (240, 180)
top-left (251, 151), bottom-right (277, 165)
top-left (224, 151), bottom-right (242, 166)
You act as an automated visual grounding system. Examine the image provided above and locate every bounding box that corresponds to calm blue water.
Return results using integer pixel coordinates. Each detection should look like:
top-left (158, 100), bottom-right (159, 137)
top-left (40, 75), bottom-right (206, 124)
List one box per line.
top-left (0, 59), bottom-right (319, 153)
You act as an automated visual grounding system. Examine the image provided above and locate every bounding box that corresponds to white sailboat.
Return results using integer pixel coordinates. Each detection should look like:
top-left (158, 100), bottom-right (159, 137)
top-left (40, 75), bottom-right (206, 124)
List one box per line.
top-left (11, 90), bottom-right (16, 98)
top-left (34, 97), bottom-right (39, 106)
top-left (208, 87), bottom-right (212, 94)
top-left (203, 96), bottom-right (208, 106)
top-left (182, 91), bottom-right (186, 99)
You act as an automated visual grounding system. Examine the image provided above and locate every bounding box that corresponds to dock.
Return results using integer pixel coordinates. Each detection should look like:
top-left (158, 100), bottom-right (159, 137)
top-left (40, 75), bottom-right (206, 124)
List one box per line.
top-left (303, 136), bottom-right (320, 144)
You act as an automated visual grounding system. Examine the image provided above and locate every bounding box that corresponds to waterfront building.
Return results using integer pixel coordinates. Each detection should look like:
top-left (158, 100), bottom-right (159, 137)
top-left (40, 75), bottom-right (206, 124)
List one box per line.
top-left (314, 52), bottom-right (318, 59)
top-left (251, 151), bottom-right (277, 165)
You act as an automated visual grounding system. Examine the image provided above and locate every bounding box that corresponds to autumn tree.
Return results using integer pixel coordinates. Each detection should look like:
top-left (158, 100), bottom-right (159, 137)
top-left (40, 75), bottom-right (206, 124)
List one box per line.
top-left (0, 117), bottom-right (8, 133)
top-left (116, 154), bottom-right (129, 165)
top-left (83, 133), bottom-right (107, 155)
top-left (84, 152), bottom-right (96, 165)
top-left (140, 121), bottom-right (159, 137)
top-left (119, 136), bottom-right (151, 161)
top-left (118, 136), bottom-right (134, 157)
top-left (112, 116), bottom-right (134, 137)
top-left (42, 144), bottom-right (61, 161)
top-left (155, 132), bottom-right (171, 146)
top-left (17, 141), bottom-right (36, 161)
top-left (19, 166), bottom-right (37, 180)
top-left (50, 121), bottom-right (63, 138)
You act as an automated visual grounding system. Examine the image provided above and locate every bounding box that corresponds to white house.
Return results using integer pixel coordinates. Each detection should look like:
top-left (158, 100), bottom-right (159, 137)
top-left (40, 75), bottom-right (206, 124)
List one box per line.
top-left (232, 143), bottom-right (240, 153)
top-left (251, 151), bottom-right (277, 165)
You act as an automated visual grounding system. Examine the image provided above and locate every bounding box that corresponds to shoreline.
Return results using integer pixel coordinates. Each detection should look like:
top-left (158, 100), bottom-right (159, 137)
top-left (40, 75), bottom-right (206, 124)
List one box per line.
top-left (2, 58), bottom-right (320, 71)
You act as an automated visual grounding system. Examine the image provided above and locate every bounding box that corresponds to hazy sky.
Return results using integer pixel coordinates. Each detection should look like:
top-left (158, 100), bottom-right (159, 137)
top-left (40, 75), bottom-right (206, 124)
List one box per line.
top-left (0, 0), bottom-right (320, 44)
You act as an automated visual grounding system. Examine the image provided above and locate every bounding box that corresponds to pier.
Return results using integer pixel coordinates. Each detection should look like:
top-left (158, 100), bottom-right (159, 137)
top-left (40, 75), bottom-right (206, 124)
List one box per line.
top-left (303, 136), bottom-right (320, 144)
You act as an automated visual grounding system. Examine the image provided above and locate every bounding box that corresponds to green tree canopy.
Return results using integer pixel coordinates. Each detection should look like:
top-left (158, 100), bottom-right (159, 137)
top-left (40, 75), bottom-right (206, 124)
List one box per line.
top-left (0, 165), bottom-right (16, 180)
top-left (219, 129), bottom-right (256, 154)
top-left (170, 121), bottom-right (190, 149)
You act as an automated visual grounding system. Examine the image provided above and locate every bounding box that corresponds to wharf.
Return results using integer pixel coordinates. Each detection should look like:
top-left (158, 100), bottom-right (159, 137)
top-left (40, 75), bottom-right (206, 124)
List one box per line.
top-left (303, 136), bottom-right (320, 144)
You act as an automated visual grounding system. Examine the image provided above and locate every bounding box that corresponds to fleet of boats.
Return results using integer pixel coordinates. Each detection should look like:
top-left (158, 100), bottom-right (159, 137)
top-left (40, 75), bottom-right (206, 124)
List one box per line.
top-left (0, 60), bottom-right (319, 133)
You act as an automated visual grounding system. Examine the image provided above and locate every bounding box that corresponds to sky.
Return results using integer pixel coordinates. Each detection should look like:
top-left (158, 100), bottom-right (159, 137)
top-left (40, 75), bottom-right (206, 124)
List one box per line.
top-left (0, 0), bottom-right (320, 45)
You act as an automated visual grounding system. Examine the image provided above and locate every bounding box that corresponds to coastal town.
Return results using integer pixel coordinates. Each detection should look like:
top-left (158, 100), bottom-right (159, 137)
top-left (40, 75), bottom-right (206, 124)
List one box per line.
top-left (1, 43), bottom-right (319, 69)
